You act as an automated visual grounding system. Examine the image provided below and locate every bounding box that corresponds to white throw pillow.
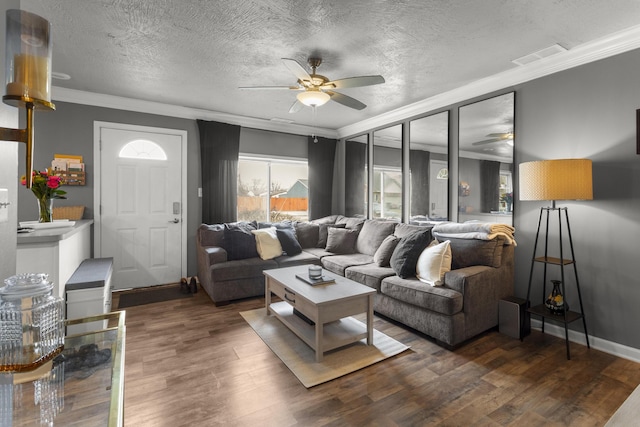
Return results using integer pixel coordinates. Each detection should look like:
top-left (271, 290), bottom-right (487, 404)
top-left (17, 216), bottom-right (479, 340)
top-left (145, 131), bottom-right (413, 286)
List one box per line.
top-left (251, 227), bottom-right (283, 260)
top-left (416, 240), bottom-right (452, 286)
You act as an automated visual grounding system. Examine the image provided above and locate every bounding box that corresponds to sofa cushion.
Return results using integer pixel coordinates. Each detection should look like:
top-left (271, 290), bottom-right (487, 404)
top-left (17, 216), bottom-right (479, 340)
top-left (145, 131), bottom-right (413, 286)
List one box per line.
top-left (321, 253), bottom-right (374, 276)
top-left (380, 275), bottom-right (463, 316)
top-left (325, 228), bottom-right (358, 254)
top-left (310, 215), bottom-right (339, 225)
top-left (317, 223), bottom-right (346, 248)
top-left (258, 220), bottom-right (295, 231)
top-left (275, 251), bottom-right (321, 268)
top-left (445, 236), bottom-right (505, 269)
top-left (356, 220), bottom-right (398, 256)
top-left (223, 222), bottom-right (259, 260)
top-left (416, 240), bottom-right (452, 286)
top-left (373, 235), bottom-right (400, 267)
top-left (210, 257), bottom-right (278, 281)
top-left (345, 263), bottom-right (396, 292)
top-left (251, 227), bottom-right (283, 260)
top-left (197, 223), bottom-right (225, 247)
top-left (295, 222), bottom-right (320, 249)
top-left (394, 223), bottom-right (432, 239)
top-left (335, 216), bottom-right (365, 232)
top-left (390, 229), bottom-right (433, 278)
top-left (302, 247), bottom-right (334, 258)
top-left (275, 228), bottom-right (302, 255)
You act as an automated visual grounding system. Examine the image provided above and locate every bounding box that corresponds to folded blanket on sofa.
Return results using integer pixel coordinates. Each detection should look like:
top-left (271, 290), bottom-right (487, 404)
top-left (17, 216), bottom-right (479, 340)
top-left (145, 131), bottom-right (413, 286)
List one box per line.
top-left (433, 222), bottom-right (516, 246)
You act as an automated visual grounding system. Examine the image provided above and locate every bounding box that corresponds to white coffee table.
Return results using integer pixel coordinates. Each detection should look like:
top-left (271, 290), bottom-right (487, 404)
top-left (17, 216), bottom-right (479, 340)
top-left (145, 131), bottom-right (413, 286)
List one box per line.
top-left (264, 265), bottom-right (375, 362)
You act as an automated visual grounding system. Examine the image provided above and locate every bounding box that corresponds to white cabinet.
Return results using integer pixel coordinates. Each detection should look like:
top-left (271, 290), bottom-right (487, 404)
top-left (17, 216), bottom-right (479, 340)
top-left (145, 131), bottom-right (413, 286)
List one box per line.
top-left (16, 220), bottom-right (92, 301)
top-left (65, 257), bottom-right (114, 335)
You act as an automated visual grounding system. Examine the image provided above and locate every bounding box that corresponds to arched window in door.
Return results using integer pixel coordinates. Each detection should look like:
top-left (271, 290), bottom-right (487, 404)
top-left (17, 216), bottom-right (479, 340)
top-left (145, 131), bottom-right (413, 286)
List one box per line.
top-left (119, 139), bottom-right (167, 160)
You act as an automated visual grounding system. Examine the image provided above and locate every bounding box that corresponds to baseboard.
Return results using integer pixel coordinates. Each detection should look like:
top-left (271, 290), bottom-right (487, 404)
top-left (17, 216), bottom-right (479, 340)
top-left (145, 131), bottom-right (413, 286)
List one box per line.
top-left (531, 319), bottom-right (640, 363)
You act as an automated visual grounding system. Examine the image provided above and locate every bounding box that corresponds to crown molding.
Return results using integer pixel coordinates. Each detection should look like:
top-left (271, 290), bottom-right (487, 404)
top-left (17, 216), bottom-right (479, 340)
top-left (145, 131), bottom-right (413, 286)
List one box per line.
top-left (51, 87), bottom-right (338, 139)
top-left (337, 23), bottom-right (640, 139)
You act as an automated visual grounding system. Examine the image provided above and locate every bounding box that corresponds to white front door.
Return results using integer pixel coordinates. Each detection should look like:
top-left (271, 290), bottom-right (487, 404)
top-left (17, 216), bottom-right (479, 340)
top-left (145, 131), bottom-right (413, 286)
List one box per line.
top-left (95, 122), bottom-right (187, 289)
top-left (429, 160), bottom-right (448, 220)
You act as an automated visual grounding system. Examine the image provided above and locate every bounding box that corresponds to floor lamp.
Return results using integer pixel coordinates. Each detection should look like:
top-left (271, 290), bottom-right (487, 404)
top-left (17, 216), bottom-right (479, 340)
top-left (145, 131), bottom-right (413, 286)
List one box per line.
top-left (519, 158), bottom-right (593, 360)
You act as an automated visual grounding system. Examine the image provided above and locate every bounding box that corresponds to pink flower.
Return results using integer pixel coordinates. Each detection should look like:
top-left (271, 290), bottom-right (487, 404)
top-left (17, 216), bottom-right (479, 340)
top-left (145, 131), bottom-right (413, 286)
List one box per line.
top-left (46, 176), bottom-right (61, 189)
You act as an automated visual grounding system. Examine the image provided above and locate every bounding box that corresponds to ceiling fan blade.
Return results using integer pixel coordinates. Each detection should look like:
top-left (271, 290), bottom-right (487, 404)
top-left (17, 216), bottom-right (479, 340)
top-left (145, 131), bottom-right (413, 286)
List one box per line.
top-left (326, 91), bottom-right (366, 110)
top-left (282, 58), bottom-right (311, 83)
top-left (288, 100), bottom-right (303, 114)
top-left (472, 138), bottom-right (501, 146)
top-left (323, 75), bottom-right (385, 89)
top-left (238, 85), bottom-right (301, 90)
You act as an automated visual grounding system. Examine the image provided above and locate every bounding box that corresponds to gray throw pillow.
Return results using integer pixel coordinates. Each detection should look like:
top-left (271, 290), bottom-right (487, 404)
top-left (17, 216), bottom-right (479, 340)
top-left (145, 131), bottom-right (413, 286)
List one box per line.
top-left (373, 235), bottom-right (400, 267)
top-left (295, 222), bottom-right (320, 248)
top-left (325, 228), bottom-right (358, 254)
top-left (390, 229), bottom-right (433, 278)
top-left (276, 228), bottom-right (302, 256)
top-left (317, 223), bottom-right (346, 248)
top-left (223, 222), bottom-right (259, 260)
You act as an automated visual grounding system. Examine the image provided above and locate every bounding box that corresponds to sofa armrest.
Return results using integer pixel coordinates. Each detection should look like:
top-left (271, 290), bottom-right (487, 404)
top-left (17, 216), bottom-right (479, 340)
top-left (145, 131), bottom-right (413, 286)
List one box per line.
top-left (443, 261), bottom-right (514, 338)
top-left (204, 246), bottom-right (228, 264)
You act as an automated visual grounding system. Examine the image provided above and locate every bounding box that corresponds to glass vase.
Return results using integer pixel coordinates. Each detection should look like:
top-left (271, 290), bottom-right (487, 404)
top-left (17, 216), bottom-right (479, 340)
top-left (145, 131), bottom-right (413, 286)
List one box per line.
top-left (37, 198), bottom-right (53, 223)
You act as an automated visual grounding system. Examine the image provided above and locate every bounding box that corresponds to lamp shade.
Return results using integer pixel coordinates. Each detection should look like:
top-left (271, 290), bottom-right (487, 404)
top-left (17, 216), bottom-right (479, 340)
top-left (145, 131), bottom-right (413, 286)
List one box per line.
top-left (297, 90), bottom-right (330, 107)
top-left (519, 158), bottom-right (593, 201)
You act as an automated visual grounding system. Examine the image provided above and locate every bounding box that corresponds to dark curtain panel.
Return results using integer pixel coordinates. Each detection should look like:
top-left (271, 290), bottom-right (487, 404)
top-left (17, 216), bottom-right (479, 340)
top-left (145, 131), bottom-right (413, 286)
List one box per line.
top-left (480, 160), bottom-right (500, 212)
top-left (409, 149), bottom-right (430, 217)
top-left (345, 140), bottom-right (367, 217)
top-left (308, 136), bottom-right (337, 220)
top-left (197, 120), bottom-right (241, 224)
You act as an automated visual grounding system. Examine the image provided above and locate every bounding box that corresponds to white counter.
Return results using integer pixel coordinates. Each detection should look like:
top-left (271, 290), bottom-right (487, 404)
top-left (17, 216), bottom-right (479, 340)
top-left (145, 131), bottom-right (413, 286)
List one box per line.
top-left (17, 220), bottom-right (93, 300)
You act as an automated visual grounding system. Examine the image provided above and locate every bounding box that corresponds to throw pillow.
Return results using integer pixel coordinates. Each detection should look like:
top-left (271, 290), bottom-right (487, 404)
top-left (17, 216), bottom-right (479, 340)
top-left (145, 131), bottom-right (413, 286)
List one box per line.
top-left (416, 240), bottom-right (452, 286)
top-left (276, 227), bottom-right (302, 256)
top-left (251, 227), bottom-right (283, 260)
top-left (294, 222), bottom-right (320, 248)
top-left (325, 228), bottom-right (358, 254)
top-left (317, 223), bottom-right (346, 248)
top-left (390, 229), bottom-right (433, 279)
top-left (223, 222), bottom-right (259, 260)
top-left (373, 234), bottom-right (400, 267)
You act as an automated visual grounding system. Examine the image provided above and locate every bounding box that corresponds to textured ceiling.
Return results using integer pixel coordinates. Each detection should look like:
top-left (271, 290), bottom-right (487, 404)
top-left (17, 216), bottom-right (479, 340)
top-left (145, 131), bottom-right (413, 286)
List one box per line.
top-left (18, 0), bottom-right (640, 132)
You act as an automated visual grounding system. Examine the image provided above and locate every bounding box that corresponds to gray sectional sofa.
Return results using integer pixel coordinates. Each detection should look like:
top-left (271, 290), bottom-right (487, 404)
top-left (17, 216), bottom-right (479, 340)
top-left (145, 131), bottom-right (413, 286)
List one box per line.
top-left (195, 215), bottom-right (514, 347)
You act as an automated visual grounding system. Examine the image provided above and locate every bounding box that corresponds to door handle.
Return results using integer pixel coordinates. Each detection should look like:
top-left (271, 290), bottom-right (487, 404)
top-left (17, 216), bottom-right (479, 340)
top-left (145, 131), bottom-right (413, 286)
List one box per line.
top-left (169, 218), bottom-right (180, 223)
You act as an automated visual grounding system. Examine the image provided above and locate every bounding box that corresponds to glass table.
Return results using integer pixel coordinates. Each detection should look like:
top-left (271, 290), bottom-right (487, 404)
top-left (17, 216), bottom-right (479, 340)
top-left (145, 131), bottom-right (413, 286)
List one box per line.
top-left (0, 311), bottom-right (126, 426)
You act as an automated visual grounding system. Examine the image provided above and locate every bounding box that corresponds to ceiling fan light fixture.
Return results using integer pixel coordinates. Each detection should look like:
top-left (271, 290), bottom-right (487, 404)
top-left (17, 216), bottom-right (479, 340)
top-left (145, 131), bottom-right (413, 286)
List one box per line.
top-left (297, 90), bottom-right (330, 107)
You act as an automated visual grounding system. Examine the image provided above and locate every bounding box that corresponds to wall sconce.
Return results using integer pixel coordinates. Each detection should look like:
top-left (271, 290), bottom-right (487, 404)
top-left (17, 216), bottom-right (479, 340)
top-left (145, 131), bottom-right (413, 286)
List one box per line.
top-left (0, 9), bottom-right (55, 188)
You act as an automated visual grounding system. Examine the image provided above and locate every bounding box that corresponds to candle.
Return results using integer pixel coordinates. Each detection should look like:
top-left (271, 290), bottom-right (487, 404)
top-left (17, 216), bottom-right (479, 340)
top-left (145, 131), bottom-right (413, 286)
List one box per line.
top-left (308, 265), bottom-right (322, 279)
top-left (6, 54), bottom-right (50, 101)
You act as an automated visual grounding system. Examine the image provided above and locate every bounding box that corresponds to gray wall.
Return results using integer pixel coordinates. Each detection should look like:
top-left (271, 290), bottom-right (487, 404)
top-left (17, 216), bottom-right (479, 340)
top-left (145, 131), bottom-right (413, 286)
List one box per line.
top-left (19, 102), bottom-right (201, 276)
top-left (0, 0), bottom-right (20, 281)
top-left (513, 48), bottom-right (640, 350)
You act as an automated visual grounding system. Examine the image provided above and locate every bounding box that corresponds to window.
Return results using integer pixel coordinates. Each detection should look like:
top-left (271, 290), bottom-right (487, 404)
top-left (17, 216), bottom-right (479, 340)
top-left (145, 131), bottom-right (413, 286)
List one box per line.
top-left (372, 167), bottom-right (402, 220)
top-left (499, 171), bottom-right (513, 212)
top-left (119, 139), bottom-right (167, 160)
top-left (237, 157), bottom-right (308, 222)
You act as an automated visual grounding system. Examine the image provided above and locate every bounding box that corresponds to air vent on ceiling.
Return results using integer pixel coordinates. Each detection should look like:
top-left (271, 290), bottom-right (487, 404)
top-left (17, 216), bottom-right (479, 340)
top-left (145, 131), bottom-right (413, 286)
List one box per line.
top-left (512, 44), bottom-right (567, 66)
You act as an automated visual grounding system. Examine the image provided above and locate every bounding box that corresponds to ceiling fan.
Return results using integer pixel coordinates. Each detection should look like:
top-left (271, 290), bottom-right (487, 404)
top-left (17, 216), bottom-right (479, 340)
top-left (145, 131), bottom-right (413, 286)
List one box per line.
top-left (239, 57), bottom-right (385, 113)
top-left (472, 131), bottom-right (514, 146)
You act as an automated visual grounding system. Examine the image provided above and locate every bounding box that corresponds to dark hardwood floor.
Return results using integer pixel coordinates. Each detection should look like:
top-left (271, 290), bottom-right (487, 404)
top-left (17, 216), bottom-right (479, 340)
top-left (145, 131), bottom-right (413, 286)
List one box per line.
top-left (113, 284), bottom-right (640, 426)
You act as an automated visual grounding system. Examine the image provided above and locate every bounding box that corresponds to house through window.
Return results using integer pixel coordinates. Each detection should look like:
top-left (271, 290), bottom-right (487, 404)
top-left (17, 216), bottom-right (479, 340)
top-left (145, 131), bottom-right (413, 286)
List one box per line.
top-left (372, 167), bottom-right (402, 220)
top-left (237, 156), bottom-right (309, 222)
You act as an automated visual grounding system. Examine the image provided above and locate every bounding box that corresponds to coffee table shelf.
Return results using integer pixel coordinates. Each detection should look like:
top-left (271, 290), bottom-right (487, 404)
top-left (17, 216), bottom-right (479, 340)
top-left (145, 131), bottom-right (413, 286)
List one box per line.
top-left (270, 301), bottom-right (369, 353)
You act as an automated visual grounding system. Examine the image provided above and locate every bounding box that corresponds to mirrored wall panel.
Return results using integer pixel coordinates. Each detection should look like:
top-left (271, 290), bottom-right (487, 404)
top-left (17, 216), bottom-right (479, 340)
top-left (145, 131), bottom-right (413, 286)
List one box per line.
top-left (373, 124), bottom-right (403, 220)
top-left (345, 134), bottom-right (368, 218)
top-left (409, 111), bottom-right (449, 224)
top-left (458, 92), bottom-right (514, 225)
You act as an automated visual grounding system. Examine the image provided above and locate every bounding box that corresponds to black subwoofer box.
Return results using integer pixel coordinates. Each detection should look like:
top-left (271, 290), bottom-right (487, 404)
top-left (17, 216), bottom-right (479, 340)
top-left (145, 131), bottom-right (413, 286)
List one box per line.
top-left (499, 296), bottom-right (531, 339)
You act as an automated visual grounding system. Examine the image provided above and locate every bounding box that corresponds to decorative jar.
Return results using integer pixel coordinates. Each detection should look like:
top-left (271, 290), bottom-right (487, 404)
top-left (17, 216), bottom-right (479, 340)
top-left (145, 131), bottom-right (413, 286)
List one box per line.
top-left (0, 273), bottom-right (64, 372)
top-left (545, 279), bottom-right (568, 315)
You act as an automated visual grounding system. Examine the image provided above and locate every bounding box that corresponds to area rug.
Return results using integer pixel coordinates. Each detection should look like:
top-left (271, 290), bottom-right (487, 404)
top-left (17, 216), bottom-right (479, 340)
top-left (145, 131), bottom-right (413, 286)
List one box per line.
top-left (240, 308), bottom-right (410, 388)
top-left (117, 285), bottom-right (193, 308)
